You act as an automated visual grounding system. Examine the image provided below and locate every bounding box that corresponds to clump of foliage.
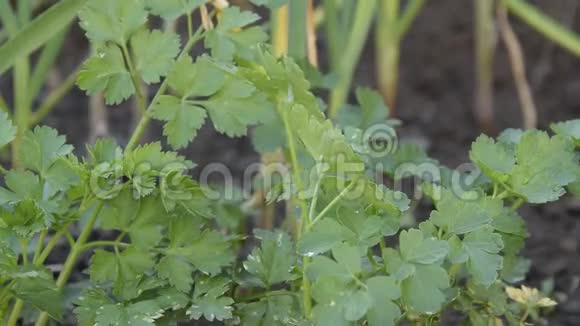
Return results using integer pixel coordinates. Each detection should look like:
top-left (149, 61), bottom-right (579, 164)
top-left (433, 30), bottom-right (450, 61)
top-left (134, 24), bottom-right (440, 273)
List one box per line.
top-left (0, 1), bottom-right (579, 325)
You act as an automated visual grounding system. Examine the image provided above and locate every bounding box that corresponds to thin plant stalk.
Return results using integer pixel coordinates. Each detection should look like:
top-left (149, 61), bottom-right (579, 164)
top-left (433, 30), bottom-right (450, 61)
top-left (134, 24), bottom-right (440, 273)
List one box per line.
top-left (125, 26), bottom-right (206, 152)
top-left (34, 202), bottom-right (104, 326)
top-left (505, 0), bottom-right (580, 57)
top-left (322, 0), bottom-right (340, 71)
top-left (0, 0), bottom-right (19, 36)
top-left (29, 28), bottom-right (69, 100)
top-left (328, 0), bottom-right (377, 118)
top-left (12, 57), bottom-right (31, 169)
top-left (254, 3), bottom-right (291, 232)
top-left (271, 4), bottom-right (289, 57)
top-left (474, 0), bottom-right (497, 133)
top-left (288, 0), bottom-right (307, 60)
top-left (497, 5), bottom-right (537, 129)
top-left (397, 0), bottom-right (425, 36)
top-left (376, 0), bottom-right (400, 113)
top-left (306, 0), bottom-right (319, 67)
top-left (375, 0), bottom-right (425, 115)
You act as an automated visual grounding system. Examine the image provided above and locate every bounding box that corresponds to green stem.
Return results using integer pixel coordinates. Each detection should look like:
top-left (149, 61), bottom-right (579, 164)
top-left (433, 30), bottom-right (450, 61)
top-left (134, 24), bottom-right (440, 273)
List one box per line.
top-left (379, 238), bottom-right (387, 259)
top-left (8, 238), bottom-right (30, 325)
top-left (323, 0), bottom-right (340, 71)
top-left (474, 0), bottom-right (496, 132)
top-left (448, 263), bottom-right (462, 284)
top-left (187, 13), bottom-right (193, 38)
top-left (32, 230), bottom-right (48, 263)
top-left (367, 249), bottom-right (378, 270)
top-left (34, 202), bottom-right (104, 326)
top-left (310, 180), bottom-right (358, 228)
top-left (125, 28), bottom-right (205, 153)
top-left (7, 299), bottom-right (24, 326)
top-left (396, 0), bottom-right (425, 36)
top-left (29, 67), bottom-right (78, 126)
top-left (29, 28), bottom-right (69, 100)
top-left (278, 102), bottom-right (312, 318)
top-left (271, 4), bottom-right (289, 57)
top-left (329, 0), bottom-right (377, 117)
top-left (0, 280), bottom-right (15, 304)
top-left (35, 227), bottom-right (69, 265)
top-left (519, 306), bottom-right (530, 325)
top-left (0, 165), bottom-right (7, 175)
top-left (376, 0), bottom-right (400, 112)
top-left (121, 44), bottom-right (146, 115)
top-left (17, 0), bottom-right (31, 25)
top-left (510, 198), bottom-right (525, 211)
top-left (12, 56), bottom-right (30, 168)
top-left (505, 0), bottom-right (580, 57)
top-left (288, 0), bottom-right (307, 60)
top-left (20, 238), bottom-right (29, 265)
top-left (81, 240), bottom-right (130, 251)
top-left (0, 0), bottom-right (19, 36)
top-left (307, 175), bottom-right (323, 225)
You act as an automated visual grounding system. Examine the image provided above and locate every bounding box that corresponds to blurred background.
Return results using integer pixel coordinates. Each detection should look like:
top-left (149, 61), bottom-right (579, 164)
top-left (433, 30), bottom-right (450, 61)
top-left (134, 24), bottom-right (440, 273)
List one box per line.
top-left (0, 0), bottom-right (579, 324)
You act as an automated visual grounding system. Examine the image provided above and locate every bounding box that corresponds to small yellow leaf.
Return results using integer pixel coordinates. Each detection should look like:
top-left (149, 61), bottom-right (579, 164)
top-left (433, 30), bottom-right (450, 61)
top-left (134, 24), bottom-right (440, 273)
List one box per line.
top-left (506, 285), bottom-right (557, 308)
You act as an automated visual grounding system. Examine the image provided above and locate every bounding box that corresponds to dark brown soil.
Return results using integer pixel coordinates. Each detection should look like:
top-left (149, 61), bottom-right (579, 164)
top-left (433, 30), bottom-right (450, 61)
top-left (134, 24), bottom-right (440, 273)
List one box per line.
top-left (1, 0), bottom-right (579, 324)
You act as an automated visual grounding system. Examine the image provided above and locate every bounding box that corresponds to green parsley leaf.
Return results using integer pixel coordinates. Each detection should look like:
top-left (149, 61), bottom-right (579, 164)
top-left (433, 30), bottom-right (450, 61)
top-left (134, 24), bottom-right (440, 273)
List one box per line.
top-left (430, 191), bottom-right (503, 234)
top-left (470, 134), bottom-right (515, 181)
top-left (156, 255), bottom-right (194, 293)
top-left (238, 295), bottom-right (300, 326)
top-left (385, 230), bottom-right (450, 314)
top-left (165, 55), bottom-right (225, 98)
top-left (146, 0), bottom-right (208, 20)
top-left (205, 7), bottom-right (268, 61)
top-left (366, 276), bottom-right (401, 326)
top-left (510, 130), bottom-right (578, 203)
top-left (0, 170), bottom-right (42, 205)
top-left (297, 218), bottom-right (350, 257)
top-left (95, 300), bottom-right (165, 325)
top-left (151, 95), bottom-right (207, 149)
top-left (74, 287), bottom-right (113, 326)
top-left (0, 112), bottom-right (16, 149)
top-left (401, 263), bottom-right (450, 314)
top-left (463, 226), bottom-right (504, 286)
top-left (310, 278), bottom-right (351, 326)
top-left (337, 87), bottom-right (391, 129)
top-left (551, 119), bottom-right (580, 146)
top-left (77, 45), bottom-right (134, 105)
top-left (243, 229), bottom-right (296, 288)
top-left (89, 250), bottom-right (118, 282)
top-left (166, 222), bottom-right (234, 275)
top-left (203, 77), bottom-right (272, 137)
top-left (187, 276), bottom-right (234, 322)
top-left (308, 243), bottom-right (361, 282)
top-left (399, 229), bottom-right (449, 264)
top-left (19, 126), bottom-right (74, 176)
top-left (130, 29), bottom-right (181, 84)
top-left (79, 0), bottom-right (148, 45)
top-left (13, 276), bottom-right (64, 320)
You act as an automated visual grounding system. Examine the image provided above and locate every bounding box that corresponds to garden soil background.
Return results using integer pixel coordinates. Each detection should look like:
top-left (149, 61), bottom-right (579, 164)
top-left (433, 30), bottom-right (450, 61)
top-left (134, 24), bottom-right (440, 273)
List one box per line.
top-left (1, 0), bottom-right (579, 324)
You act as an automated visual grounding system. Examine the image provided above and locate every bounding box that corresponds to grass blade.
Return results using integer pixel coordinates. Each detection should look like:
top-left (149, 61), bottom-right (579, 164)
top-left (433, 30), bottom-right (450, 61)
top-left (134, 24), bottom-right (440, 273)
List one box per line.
top-left (0, 0), bottom-right (86, 76)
